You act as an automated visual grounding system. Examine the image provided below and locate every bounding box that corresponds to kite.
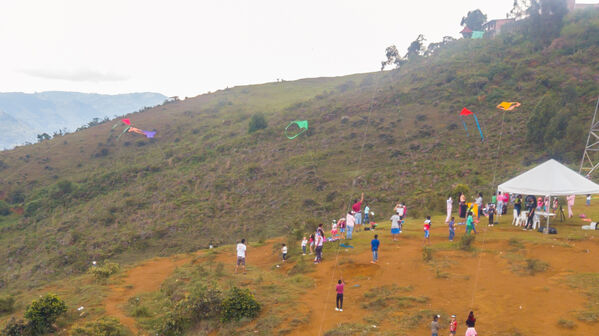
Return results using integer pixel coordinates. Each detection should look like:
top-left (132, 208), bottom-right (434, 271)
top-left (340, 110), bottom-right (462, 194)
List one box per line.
top-left (497, 102), bottom-right (521, 111)
top-left (122, 118), bottom-right (131, 125)
top-left (285, 120), bottom-right (308, 139)
top-left (128, 127), bottom-right (156, 138)
top-left (460, 107), bottom-right (484, 142)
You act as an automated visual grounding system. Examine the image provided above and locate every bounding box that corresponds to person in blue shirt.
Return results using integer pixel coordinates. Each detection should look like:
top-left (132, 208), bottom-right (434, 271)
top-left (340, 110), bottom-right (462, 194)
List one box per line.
top-left (371, 234), bottom-right (380, 264)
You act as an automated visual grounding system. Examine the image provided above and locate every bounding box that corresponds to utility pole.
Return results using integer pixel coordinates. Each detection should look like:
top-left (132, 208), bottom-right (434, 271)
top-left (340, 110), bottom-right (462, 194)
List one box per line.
top-left (579, 97), bottom-right (599, 177)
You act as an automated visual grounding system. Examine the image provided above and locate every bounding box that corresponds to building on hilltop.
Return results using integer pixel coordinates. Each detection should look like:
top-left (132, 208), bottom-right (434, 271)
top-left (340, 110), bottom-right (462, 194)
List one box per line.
top-left (568, 0), bottom-right (599, 11)
top-left (483, 18), bottom-right (515, 38)
top-left (460, 26), bottom-right (473, 39)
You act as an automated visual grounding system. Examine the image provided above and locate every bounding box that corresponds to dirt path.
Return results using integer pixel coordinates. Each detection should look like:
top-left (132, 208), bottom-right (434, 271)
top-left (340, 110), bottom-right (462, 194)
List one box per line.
top-left (103, 254), bottom-right (194, 335)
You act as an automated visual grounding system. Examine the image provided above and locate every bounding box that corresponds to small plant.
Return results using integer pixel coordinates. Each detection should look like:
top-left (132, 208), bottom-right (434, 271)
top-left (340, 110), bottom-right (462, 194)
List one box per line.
top-left (458, 234), bottom-right (476, 251)
top-left (89, 262), bottom-right (120, 279)
top-left (422, 246), bottom-right (433, 262)
top-left (132, 305), bottom-right (151, 318)
top-left (221, 287), bottom-right (261, 322)
top-left (508, 238), bottom-right (524, 249)
top-left (0, 200), bottom-right (10, 216)
top-left (72, 317), bottom-right (129, 336)
top-left (524, 259), bottom-right (549, 275)
top-left (557, 318), bottom-right (576, 329)
top-left (1, 318), bottom-right (28, 336)
top-left (248, 113), bottom-right (268, 133)
top-left (24, 293), bottom-right (67, 334)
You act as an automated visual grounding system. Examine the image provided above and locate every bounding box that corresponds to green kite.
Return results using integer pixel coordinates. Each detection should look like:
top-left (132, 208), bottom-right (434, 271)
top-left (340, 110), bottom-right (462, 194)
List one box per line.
top-left (285, 120), bottom-right (308, 139)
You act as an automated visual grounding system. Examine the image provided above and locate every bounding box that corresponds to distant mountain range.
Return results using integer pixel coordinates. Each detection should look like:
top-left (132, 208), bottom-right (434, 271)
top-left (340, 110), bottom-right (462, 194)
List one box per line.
top-left (0, 91), bottom-right (167, 149)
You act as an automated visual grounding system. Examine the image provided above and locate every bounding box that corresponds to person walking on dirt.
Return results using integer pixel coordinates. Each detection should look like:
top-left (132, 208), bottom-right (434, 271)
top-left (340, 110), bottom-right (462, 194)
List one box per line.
top-left (466, 212), bottom-right (475, 235)
top-left (314, 231), bottom-right (324, 264)
top-left (235, 239), bottom-right (247, 274)
top-left (371, 234), bottom-right (380, 264)
top-left (335, 279), bottom-right (344, 311)
top-left (346, 211), bottom-right (356, 239)
top-left (431, 314), bottom-right (440, 336)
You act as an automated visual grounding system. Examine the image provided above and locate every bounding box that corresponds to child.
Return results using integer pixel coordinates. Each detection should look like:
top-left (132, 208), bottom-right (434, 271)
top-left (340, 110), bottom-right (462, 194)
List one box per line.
top-left (338, 217), bottom-right (346, 239)
top-left (371, 234), bottom-right (380, 264)
top-left (424, 216), bottom-right (431, 244)
top-left (331, 221), bottom-right (338, 236)
top-left (309, 234), bottom-right (315, 254)
top-left (390, 212), bottom-right (401, 241)
top-left (281, 244), bottom-right (287, 263)
top-left (335, 279), bottom-right (344, 311)
top-left (449, 314), bottom-right (457, 335)
top-left (301, 236), bottom-right (308, 255)
top-left (466, 211), bottom-right (476, 234)
top-left (487, 204), bottom-right (496, 227)
top-left (431, 314), bottom-right (440, 336)
top-left (448, 217), bottom-right (455, 241)
top-left (587, 194), bottom-right (592, 206)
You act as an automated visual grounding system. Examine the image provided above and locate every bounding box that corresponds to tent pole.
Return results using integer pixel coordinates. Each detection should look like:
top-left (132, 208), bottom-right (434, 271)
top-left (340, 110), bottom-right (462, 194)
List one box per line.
top-left (545, 195), bottom-right (551, 234)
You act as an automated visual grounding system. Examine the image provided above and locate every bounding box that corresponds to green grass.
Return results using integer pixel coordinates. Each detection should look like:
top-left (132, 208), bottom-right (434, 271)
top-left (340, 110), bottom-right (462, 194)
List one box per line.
top-left (568, 273), bottom-right (599, 323)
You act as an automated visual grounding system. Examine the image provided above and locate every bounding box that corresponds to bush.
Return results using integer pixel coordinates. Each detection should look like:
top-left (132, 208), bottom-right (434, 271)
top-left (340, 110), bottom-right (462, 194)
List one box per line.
top-left (458, 234), bottom-right (476, 251)
top-left (248, 113), bottom-right (268, 133)
top-left (524, 258), bottom-right (549, 275)
top-left (0, 200), bottom-right (10, 216)
top-left (1, 318), bottom-right (29, 336)
top-left (221, 287), bottom-right (261, 322)
top-left (422, 247), bottom-right (433, 262)
top-left (0, 296), bottom-right (16, 315)
top-left (557, 318), bottom-right (576, 329)
top-left (24, 293), bottom-right (67, 334)
top-left (24, 200), bottom-right (42, 217)
top-left (89, 262), bottom-right (120, 279)
top-left (7, 189), bottom-right (25, 204)
top-left (181, 286), bottom-right (223, 322)
top-left (72, 317), bottom-right (129, 336)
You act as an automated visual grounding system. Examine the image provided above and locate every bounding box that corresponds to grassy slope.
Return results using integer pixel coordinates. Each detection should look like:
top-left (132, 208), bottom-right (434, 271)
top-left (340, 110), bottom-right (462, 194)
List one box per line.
top-left (0, 9), bottom-right (598, 296)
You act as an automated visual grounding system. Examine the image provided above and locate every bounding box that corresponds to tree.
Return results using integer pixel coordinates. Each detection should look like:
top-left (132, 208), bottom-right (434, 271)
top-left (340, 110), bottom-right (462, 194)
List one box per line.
top-left (526, 0), bottom-right (568, 44)
top-left (380, 45), bottom-right (406, 70)
top-left (36, 133), bottom-right (51, 142)
top-left (461, 9), bottom-right (487, 30)
top-left (509, 0), bottom-right (532, 19)
top-left (24, 293), bottom-right (67, 334)
top-left (0, 200), bottom-right (10, 216)
top-left (424, 36), bottom-right (456, 57)
top-left (248, 113), bottom-right (268, 133)
top-left (405, 34), bottom-right (426, 60)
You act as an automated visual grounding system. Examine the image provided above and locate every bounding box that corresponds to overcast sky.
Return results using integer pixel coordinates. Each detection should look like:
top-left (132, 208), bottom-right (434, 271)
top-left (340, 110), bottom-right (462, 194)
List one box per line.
top-left (0, 0), bottom-right (593, 98)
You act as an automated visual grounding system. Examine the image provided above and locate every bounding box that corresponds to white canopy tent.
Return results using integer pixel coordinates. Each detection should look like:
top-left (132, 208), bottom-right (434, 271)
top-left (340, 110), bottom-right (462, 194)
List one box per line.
top-left (498, 159), bottom-right (599, 233)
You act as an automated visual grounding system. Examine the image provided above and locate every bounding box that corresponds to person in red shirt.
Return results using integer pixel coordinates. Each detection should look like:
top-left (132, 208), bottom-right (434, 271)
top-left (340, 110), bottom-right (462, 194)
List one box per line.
top-left (449, 314), bottom-right (457, 335)
top-left (352, 192), bottom-right (364, 231)
top-left (335, 279), bottom-right (344, 311)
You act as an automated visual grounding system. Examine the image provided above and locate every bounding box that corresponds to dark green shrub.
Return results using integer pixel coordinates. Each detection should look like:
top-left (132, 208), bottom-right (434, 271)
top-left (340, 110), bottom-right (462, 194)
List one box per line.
top-left (158, 313), bottom-right (186, 336)
top-left (181, 286), bottom-right (223, 322)
top-left (458, 234), bottom-right (476, 251)
top-left (0, 200), bottom-right (10, 216)
top-left (1, 318), bottom-right (29, 336)
top-left (0, 296), bottom-right (16, 315)
top-left (248, 113), bottom-right (267, 133)
top-left (71, 317), bottom-right (129, 336)
top-left (7, 189), bottom-right (25, 204)
top-left (24, 200), bottom-right (42, 217)
top-left (221, 287), bottom-right (261, 322)
top-left (24, 293), bottom-right (67, 333)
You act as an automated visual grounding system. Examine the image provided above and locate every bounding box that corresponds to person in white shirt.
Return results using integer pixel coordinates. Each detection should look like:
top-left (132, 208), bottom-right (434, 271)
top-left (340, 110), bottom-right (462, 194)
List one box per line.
top-left (390, 213), bottom-right (401, 241)
top-left (301, 236), bottom-right (308, 255)
top-left (345, 211), bottom-right (356, 239)
top-left (281, 244), bottom-right (288, 262)
top-left (235, 239), bottom-right (247, 274)
top-left (314, 232), bottom-right (324, 263)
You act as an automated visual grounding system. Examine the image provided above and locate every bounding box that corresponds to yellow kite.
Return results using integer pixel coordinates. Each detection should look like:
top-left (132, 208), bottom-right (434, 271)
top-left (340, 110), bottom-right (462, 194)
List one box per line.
top-left (497, 102), bottom-right (521, 111)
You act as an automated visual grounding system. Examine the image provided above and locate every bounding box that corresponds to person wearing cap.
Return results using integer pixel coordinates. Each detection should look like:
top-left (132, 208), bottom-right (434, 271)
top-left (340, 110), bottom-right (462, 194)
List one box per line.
top-left (449, 314), bottom-right (457, 335)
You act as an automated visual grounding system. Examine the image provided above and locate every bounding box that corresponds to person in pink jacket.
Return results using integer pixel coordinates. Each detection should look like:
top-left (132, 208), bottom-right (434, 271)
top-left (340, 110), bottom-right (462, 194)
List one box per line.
top-left (567, 195), bottom-right (575, 218)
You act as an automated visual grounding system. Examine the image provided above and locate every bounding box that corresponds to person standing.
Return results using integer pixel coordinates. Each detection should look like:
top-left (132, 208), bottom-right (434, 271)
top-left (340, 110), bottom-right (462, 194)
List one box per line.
top-left (567, 195), bottom-right (575, 218)
top-left (497, 191), bottom-right (504, 218)
top-left (364, 204), bottom-right (371, 226)
top-left (235, 239), bottom-right (247, 274)
top-left (301, 237), bottom-right (308, 255)
top-left (345, 211), bottom-right (356, 240)
top-left (525, 205), bottom-right (536, 231)
top-left (281, 244), bottom-right (287, 263)
top-left (459, 192), bottom-right (467, 224)
top-left (338, 217), bottom-right (346, 239)
top-left (390, 212), bottom-right (401, 241)
top-left (314, 231), bottom-right (324, 264)
top-left (446, 195), bottom-right (452, 223)
top-left (371, 234), bottom-right (380, 264)
top-left (466, 212), bottom-right (476, 235)
top-left (475, 193), bottom-right (483, 220)
top-left (448, 217), bottom-right (455, 241)
top-left (465, 311), bottom-right (477, 336)
top-left (513, 195), bottom-right (522, 225)
top-left (431, 315), bottom-right (440, 336)
top-left (449, 314), bottom-right (457, 335)
top-left (424, 216), bottom-right (432, 244)
top-left (335, 279), bottom-right (344, 311)
top-left (587, 194), bottom-right (591, 206)
top-left (352, 192), bottom-right (364, 231)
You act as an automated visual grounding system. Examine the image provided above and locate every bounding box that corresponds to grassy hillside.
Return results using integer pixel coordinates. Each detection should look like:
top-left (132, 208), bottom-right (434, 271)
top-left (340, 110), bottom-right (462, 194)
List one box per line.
top-left (0, 8), bottom-right (598, 295)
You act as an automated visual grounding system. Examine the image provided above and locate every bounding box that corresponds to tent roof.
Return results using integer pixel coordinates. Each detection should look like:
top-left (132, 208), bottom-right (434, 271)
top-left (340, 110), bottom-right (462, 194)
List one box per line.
top-left (498, 159), bottom-right (599, 196)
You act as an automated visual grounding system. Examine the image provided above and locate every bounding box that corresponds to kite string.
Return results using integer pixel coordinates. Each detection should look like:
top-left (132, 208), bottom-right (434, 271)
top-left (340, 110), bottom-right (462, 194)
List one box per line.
top-left (317, 75), bottom-right (382, 336)
top-left (471, 106), bottom-right (507, 308)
